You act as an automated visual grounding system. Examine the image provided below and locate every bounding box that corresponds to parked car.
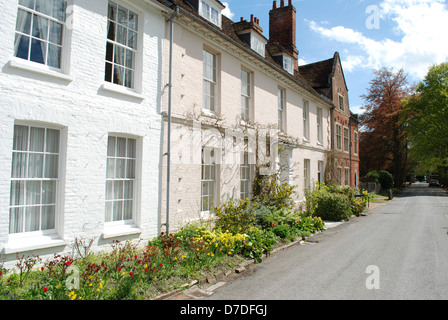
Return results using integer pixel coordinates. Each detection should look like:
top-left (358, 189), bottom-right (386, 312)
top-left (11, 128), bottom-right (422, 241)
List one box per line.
top-left (429, 180), bottom-right (440, 187)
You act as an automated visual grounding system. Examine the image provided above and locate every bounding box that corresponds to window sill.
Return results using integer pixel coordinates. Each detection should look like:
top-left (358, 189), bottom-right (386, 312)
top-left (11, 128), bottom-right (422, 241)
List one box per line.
top-left (3, 234), bottom-right (67, 255)
top-left (101, 83), bottom-right (144, 100)
top-left (8, 59), bottom-right (73, 82)
top-left (302, 138), bottom-right (310, 144)
top-left (102, 223), bottom-right (142, 240)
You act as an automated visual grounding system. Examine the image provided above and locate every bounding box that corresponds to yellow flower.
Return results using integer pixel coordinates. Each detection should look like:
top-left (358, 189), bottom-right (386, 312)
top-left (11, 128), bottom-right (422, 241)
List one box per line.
top-left (68, 291), bottom-right (75, 297)
top-left (71, 294), bottom-right (77, 300)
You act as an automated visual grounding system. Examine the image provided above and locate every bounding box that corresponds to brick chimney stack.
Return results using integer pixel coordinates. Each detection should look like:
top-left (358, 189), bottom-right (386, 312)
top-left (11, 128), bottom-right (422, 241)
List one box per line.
top-left (268, 0), bottom-right (299, 69)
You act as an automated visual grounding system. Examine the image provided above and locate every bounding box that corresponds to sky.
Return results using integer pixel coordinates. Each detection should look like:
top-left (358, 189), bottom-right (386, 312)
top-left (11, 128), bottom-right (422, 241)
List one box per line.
top-left (220, 0), bottom-right (448, 115)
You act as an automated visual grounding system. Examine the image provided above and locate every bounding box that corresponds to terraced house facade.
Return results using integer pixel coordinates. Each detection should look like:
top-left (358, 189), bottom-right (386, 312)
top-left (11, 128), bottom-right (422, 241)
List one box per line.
top-left (0, 0), bottom-right (358, 264)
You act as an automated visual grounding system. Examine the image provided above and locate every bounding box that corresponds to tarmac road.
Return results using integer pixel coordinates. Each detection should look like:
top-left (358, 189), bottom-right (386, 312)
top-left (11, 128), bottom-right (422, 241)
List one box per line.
top-left (206, 183), bottom-right (448, 300)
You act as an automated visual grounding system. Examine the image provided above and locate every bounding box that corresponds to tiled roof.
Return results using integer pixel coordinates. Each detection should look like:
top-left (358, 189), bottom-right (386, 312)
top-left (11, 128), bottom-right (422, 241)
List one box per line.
top-left (155, 0), bottom-right (335, 104)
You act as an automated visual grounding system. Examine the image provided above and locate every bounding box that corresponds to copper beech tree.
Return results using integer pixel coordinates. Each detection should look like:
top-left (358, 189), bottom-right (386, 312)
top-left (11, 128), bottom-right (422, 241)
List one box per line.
top-left (359, 68), bottom-right (412, 187)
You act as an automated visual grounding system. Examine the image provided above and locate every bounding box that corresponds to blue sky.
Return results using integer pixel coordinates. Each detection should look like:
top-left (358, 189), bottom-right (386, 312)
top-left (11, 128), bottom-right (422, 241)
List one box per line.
top-left (221, 0), bottom-right (448, 115)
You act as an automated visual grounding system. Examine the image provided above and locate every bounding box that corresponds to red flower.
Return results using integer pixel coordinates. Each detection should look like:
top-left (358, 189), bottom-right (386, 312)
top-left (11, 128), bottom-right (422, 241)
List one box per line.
top-left (118, 267), bottom-right (122, 271)
top-left (134, 255), bottom-right (138, 259)
top-left (43, 288), bottom-right (48, 293)
top-left (0, 270), bottom-right (3, 276)
top-left (41, 267), bottom-right (44, 271)
top-left (159, 263), bottom-right (163, 267)
top-left (129, 271), bottom-right (133, 276)
top-left (144, 268), bottom-right (148, 272)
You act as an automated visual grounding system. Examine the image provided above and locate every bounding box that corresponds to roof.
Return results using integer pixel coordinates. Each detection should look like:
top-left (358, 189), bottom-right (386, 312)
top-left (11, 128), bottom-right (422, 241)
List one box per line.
top-left (155, 0), bottom-right (336, 106)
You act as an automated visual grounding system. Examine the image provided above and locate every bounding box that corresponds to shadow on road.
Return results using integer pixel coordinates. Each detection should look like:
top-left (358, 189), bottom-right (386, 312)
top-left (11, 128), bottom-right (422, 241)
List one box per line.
top-left (396, 182), bottom-right (448, 198)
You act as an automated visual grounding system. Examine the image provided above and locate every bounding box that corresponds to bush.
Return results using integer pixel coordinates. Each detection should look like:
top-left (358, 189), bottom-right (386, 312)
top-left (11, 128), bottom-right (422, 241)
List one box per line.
top-left (212, 198), bottom-right (257, 235)
top-left (366, 170), bottom-right (394, 190)
top-left (272, 225), bottom-right (290, 239)
top-left (314, 192), bottom-right (352, 222)
top-left (252, 174), bottom-right (297, 211)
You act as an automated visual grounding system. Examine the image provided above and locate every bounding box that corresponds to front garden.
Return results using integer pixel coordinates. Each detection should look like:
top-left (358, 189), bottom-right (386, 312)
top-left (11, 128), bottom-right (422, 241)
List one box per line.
top-left (0, 176), bottom-right (369, 300)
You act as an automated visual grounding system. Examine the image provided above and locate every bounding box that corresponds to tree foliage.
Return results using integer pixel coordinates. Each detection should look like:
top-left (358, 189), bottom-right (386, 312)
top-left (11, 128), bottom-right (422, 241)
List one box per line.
top-left (359, 68), bottom-right (412, 187)
top-left (402, 62), bottom-right (448, 183)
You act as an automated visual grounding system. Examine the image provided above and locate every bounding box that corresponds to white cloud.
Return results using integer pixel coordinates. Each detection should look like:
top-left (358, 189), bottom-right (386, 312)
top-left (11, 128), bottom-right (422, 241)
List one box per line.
top-left (308, 0), bottom-right (448, 79)
top-left (222, 2), bottom-right (235, 19)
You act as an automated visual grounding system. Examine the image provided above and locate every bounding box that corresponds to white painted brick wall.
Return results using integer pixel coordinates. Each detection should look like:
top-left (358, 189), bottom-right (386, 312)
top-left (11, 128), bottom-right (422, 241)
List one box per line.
top-left (0, 0), bottom-right (166, 266)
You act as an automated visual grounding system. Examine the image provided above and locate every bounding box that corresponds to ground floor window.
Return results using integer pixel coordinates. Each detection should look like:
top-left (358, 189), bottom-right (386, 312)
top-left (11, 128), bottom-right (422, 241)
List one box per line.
top-left (105, 135), bottom-right (137, 222)
top-left (240, 152), bottom-right (251, 200)
top-left (9, 124), bottom-right (60, 234)
top-left (201, 148), bottom-right (217, 212)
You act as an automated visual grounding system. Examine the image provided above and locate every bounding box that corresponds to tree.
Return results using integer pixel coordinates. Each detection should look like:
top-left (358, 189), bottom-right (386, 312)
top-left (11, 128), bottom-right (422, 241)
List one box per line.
top-left (359, 68), bottom-right (412, 187)
top-left (402, 62), bottom-right (448, 184)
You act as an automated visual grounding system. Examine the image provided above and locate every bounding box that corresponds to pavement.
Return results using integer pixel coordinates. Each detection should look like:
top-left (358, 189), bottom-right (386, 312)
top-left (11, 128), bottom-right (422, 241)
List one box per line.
top-left (157, 197), bottom-right (388, 301)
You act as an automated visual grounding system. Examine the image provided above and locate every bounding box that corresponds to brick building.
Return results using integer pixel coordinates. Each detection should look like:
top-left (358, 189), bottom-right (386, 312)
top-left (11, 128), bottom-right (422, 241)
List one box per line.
top-left (300, 52), bottom-right (360, 187)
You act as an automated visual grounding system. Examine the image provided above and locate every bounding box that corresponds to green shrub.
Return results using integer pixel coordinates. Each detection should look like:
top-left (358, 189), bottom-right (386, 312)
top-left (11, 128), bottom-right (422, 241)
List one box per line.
top-left (377, 170), bottom-right (394, 189)
top-left (252, 174), bottom-right (297, 211)
top-left (314, 192), bottom-right (352, 222)
top-left (272, 225), bottom-right (290, 239)
top-left (241, 229), bottom-right (278, 263)
top-left (212, 198), bottom-right (257, 235)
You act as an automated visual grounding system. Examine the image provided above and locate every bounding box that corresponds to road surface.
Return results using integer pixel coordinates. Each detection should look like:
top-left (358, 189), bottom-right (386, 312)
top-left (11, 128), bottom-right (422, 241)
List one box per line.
top-left (206, 183), bottom-right (448, 300)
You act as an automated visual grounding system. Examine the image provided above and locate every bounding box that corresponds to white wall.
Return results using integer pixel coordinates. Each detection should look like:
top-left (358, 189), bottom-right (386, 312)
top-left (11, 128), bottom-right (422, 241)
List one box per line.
top-left (0, 0), bottom-right (166, 266)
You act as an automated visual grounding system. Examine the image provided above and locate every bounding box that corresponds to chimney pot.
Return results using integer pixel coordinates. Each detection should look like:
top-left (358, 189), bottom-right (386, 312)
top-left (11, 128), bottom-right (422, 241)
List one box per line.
top-left (273, 1), bottom-right (277, 9)
top-left (288, 0), bottom-right (292, 6)
top-left (280, 0), bottom-right (285, 7)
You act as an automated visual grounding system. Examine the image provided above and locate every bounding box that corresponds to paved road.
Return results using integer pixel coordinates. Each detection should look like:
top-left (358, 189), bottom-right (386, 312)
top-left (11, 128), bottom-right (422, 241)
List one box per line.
top-left (206, 183), bottom-right (448, 300)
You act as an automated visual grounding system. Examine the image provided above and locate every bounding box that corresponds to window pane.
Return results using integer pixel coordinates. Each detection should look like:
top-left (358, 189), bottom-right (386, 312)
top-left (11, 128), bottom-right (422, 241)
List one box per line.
top-left (9, 207), bottom-right (24, 234)
top-left (10, 181), bottom-right (25, 206)
top-left (116, 137), bottom-right (126, 157)
top-left (124, 180), bottom-right (133, 199)
top-left (113, 201), bottom-right (123, 221)
top-left (115, 159), bottom-right (125, 179)
top-left (24, 206), bottom-right (40, 232)
top-left (47, 44), bottom-right (61, 68)
top-left (105, 202), bottom-right (113, 222)
top-left (44, 154), bottom-right (59, 178)
top-left (16, 9), bottom-right (32, 34)
top-left (125, 69), bottom-right (134, 89)
top-left (14, 34), bottom-right (30, 60)
top-left (117, 5), bottom-right (128, 26)
top-left (114, 45), bottom-right (125, 65)
top-left (46, 129), bottom-right (60, 153)
top-left (26, 181), bottom-right (41, 205)
top-left (42, 180), bottom-right (56, 204)
top-left (123, 200), bottom-right (132, 220)
top-left (41, 205), bottom-right (55, 230)
top-left (28, 153), bottom-right (43, 178)
top-left (107, 136), bottom-right (116, 156)
top-left (114, 180), bottom-right (123, 200)
top-left (113, 65), bottom-right (124, 85)
top-left (128, 11), bottom-right (138, 31)
top-left (105, 181), bottom-right (113, 200)
top-left (126, 159), bottom-right (135, 179)
top-left (19, 0), bottom-right (35, 9)
top-left (32, 15), bottom-right (49, 40)
top-left (29, 127), bottom-right (45, 152)
top-left (49, 21), bottom-right (63, 45)
top-left (127, 30), bottom-right (137, 50)
top-left (116, 25), bottom-right (127, 46)
top-left (107, 21), bottom-right (116, 41)
top-left (105, 62), bottom-right (113, 82)
top-left (13, 125), bottom-right (29, 151)
top-left (30, 38), bottom-right (47, 64)
top-left (52, 0), bottom-right (67, 22)
top-left (35, 0), bottom-right (52, 16)
top-left (108, 1), bottom-right (117, 21)
top-left (11, 152), bottom-right (27, 178)
top-left (106, 158), bottom-right (115, 179)
top-left (127, 139), bottom-right (136, 158)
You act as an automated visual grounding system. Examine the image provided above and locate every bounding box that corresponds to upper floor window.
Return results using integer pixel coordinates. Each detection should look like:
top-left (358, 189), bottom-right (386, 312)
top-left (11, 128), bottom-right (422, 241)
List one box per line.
top-left (283, 55), bottom-right (294, 75)
top-left (303, 100), bottom-right (309, 140)
top-left (336, 124), bottom-right (342, 150)
top-left (354, 131), bottom-right (359, 155)
top-left (251, 33), bottom-right (265, 57)
top-left (14, 0), bottom-right (67, 69)
top-left (278, 88), bottom-right (286, 132)
top-left (199, 0), bottom-right (222, 27)
top-left (344, 127), bottom-right (349, 153)
top-left (339, 95), bottom-right (345, 111)
top-left (203, 49), bottom-right (218, 113)
top-left (317, 107), bottom-right (323, 144)
top-left (105, 1), bottom-right (139, 89)
top-left (241, 69), bottom-right (252, 122)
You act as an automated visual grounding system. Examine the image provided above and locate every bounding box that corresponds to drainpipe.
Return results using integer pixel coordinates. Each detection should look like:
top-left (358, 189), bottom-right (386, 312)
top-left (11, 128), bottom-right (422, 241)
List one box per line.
top-left (165, 6), bottom-right (179, 235)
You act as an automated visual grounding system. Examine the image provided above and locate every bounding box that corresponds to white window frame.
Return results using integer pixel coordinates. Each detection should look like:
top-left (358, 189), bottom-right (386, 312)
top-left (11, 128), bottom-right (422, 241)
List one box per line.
top-left (250, 33), bottom-right (265, 57)
top-left (339, 94), bottom-right (345, 111)
top-left (304, 159), bottom-right (310, 190)
top-left (201, 147), bottom-right (218, 213)
top-left (240, 152), bottom-right (252, 200)
top-left (343, 127), bottom-right (349, 153)
top-left (317, 107), bottom-right (323, 144)
top-left (283, 55), bottom-right (294, 75)
top-left (336, 124), bottom-right (342, 151)
top-left (203, 49), bottom-right (218, 114)
top-left (278, 88), bottom-right (286, 132)
top-left (303, 100), bottom-right (310, 141)
top-left (344, 167), bottom-right (350, 186)
top-left (318, 160), bottom-right (324, 185)
top-left (13, 0), bottom-right (69, 71)
top-left (199, 0), bottom-right (222, 27)
top-left (105, 135), bottom-right (138, 225)
top-left (9, 123), bottom-right (62, 238)
top-left (241, 68), bottom-right (252, 122)
top-left (104, 0), bottom-right (141, 91)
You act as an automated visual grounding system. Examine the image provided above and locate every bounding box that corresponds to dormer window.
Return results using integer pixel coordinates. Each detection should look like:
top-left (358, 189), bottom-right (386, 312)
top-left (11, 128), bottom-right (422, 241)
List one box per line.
top-left (283, 55), bottom-right (294, 75)
top-left (199, 0), bottom-right (223, 27)
top-left (250, 33), bottom-right (266, 57)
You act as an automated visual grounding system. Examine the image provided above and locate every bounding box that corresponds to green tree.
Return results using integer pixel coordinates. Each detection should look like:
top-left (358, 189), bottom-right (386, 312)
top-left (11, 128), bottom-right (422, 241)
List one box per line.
top-left (402, 62), bottom-right (448, 183)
